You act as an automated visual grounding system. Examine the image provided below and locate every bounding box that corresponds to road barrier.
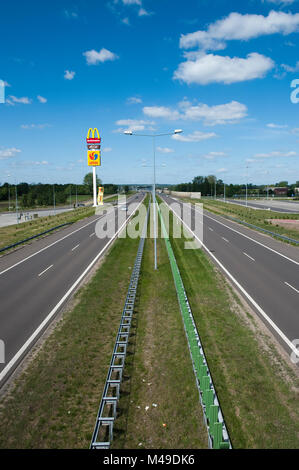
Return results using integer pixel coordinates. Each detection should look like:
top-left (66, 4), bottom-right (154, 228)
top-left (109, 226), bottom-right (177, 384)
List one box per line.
top-left (90, 204), bottom-right (149, 449)
top-left (158, 204), bottom-right (232, 450)
top-left (0, 222), bottom-right (74, 254)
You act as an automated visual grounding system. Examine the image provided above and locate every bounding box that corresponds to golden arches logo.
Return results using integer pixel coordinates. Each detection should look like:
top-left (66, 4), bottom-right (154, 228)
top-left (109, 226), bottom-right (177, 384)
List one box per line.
top-left (86, 128), bottom-right (101, 143)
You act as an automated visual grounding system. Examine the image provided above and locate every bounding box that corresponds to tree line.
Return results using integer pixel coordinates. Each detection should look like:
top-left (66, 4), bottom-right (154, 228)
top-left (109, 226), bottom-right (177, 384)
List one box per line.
top-left (172, 175), bottom-right (299, 198)
top-left (0, 173), bottom-right (119, 208)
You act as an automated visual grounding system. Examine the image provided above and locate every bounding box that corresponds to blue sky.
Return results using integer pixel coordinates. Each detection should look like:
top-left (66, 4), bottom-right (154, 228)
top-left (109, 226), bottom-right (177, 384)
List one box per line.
top-left (0, 0), bottom-right (299, 186)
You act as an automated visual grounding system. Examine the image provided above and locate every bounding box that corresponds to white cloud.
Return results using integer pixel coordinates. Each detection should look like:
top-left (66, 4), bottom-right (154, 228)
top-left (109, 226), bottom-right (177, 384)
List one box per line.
top-left (64, 70), bottom-right (76, 80)
top-left (122, 17), bottom-right (130, 25)
top-left (138, 8), bottom-right (150, 16)
top-left (122, 0), bottom-right (141, 4)
top-left (127, 96), bottom-right (142, 104)
top-left (156, 147), bottom-right (174, 153)
top-left (143, 106), bottom-right (180, 120)
top-left (180, 11), bottom-right (299, 51)
top-left (267, 123), bottom-right (288, 128)
top-left (143, 100), bottom-right (247, 126)
top-left (255, 150), bottom-right (297, 158)
top-left (174, 52), bottom-right (274, 85)
top-left (102, 147), bottom-right (112, 152)
top-left (115, 118), bottom-right (155, 132)
top-left (3, 81), bottom-right (11, 87)
top-left (64, 9), bottom-right (78, 18)
top-left (32, 160), bottom-right (48, 165)
top-left (281, 61), bottom-right (299, 73)
top-left (83, 48), bottom-right (119, 65)
top-left (203, 151), bottom-right (227, 160)
top-left (262, 0), bottom-right (296, 5)
top-left (0, 148), bottom-right (21, 159)
top-left (37, 95), bottom-right (47, 103)
top-left (7, 95), bottom-right (31, 105)
top-left (21, 124), bottom-right (51, 129)
top-left (182, 100), bottom-right (247, 125)
top-left (172, 130), bottom-right (217, 142)
top-left (217, 168), bottom-right (228, 173)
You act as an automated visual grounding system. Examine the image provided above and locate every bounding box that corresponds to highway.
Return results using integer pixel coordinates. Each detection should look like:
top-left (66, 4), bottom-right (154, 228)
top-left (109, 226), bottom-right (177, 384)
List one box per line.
top-left (222, 198), bottom-right (299, 213)
top-left (0, 193), bottom-right (144, 387)
top-left (160, 193), bottom-right (299, 359)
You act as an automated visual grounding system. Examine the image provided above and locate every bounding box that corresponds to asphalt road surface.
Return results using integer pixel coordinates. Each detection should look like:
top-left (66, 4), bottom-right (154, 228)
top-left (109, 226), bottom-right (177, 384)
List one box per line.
top-left (0, 193), bottom-right (144, 387)
top-left (223, 198), bottom-right (299, 213)
top-left (160, 194), bottom-right (299, 360)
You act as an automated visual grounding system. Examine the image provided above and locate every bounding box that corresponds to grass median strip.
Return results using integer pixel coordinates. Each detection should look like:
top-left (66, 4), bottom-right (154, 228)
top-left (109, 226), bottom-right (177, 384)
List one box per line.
top-left (167, 209), bottom-right (299, 448)
top-left (112, 211), bottom-right (208, 449)
top-left (0, 224), bottom-right (142, 448)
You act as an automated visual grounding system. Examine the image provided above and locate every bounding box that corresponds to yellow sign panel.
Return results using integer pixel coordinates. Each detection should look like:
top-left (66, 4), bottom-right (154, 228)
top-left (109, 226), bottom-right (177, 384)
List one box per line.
top-left (97, 186), bottom-right (104, 205)
top-left (87, 150), bottom-right (101, 166)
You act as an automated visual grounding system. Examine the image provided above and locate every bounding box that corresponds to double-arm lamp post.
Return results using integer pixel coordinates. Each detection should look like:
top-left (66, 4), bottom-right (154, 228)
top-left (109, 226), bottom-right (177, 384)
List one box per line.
top-left (124, 129), bottom-right (183, 270)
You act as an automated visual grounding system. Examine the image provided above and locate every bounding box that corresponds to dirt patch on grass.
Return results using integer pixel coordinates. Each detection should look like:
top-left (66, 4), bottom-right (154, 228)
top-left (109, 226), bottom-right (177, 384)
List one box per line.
top-left (267, 219), bottom-right (299, 232)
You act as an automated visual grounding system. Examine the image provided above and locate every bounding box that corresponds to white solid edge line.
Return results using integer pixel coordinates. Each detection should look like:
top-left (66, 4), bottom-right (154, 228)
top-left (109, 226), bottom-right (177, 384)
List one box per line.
top-left (284, 282), bottom-right (299, 294)
top-left (163, 197), bottom-right (299, 357)
top-left (0, 196), bottom-right (137, 277)
top-left (195, 204), bottom-right (299, 267)
top-left (0, 197), bottom-right (144, 384)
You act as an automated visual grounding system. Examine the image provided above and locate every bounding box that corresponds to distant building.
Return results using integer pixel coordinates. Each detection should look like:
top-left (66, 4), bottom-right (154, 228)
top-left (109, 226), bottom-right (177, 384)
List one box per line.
top-left (274, 187), bottom-right (288, 196)
top-left (295, 187), bottom-right (299, 195)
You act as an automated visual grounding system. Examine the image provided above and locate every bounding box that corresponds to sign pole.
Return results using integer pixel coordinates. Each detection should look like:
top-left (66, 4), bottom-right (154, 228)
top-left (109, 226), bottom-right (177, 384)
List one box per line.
top-left (86, 128), bottom-right (101, 208)
top-left (93, 167), bottom-right (97, 207)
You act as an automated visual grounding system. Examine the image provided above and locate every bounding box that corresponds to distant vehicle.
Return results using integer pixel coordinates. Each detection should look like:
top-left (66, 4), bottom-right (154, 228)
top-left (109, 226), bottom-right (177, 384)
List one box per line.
top-left (77, 203), bottom-right (85, 207)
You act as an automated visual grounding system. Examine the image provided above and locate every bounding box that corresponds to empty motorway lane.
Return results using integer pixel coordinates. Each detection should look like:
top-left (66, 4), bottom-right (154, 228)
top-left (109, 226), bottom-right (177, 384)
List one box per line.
top-left (160, 194), bottom-right (299, 359)
top-left (0, 193), bottom-right (145, 387)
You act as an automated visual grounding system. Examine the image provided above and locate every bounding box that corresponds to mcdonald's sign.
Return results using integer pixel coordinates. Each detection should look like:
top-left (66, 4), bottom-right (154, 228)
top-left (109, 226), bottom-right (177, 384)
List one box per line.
top-left (86, 128), bottom-right (101, 144)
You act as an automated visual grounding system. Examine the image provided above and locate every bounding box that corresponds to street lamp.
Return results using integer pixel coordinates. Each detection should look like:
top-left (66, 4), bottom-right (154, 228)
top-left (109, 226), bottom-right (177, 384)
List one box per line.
top-left (6, 174), bottom-right (11, 212)
top-left (245, 165), bottom-right (249, 207)
top-left (53, 184), bottom-right (56, 215)
top-left (124, 129), bottom-right (183, 270)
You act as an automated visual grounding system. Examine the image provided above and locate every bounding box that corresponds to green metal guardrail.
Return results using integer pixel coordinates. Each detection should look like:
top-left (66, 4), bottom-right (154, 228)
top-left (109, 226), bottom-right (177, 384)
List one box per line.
top-left (0, 222), bottom-right (73, 254)
top-left (158, 204), bottom-right (231, 450)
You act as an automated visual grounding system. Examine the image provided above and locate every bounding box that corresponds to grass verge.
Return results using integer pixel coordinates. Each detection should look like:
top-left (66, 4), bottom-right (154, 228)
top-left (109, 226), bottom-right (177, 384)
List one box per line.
top-left (112, 212), bottom-right (208, 449)
top-left (0, 206), bottom-right (97, 251)
top-left (168, 209), bottom-right (299, 448)
top-left (0, 218), bottom-right (143, 448)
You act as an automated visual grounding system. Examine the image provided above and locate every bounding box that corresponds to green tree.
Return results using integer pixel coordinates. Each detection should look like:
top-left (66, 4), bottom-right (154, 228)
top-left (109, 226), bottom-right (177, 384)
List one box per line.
top-left (83, 173), bottom-right (102, 194)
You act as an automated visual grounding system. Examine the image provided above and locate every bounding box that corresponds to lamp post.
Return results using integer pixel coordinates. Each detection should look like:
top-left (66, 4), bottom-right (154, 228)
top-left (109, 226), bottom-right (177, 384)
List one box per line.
top-left (7, 174), bottom-right (11, 212)
top-left (246, 165), bottom-right (249, 207)
top-left (15, 179), bottom-right (19, 224)
top-left (124, 129), bottom-right (183, 270)
top-left (53, 184), bottom-right (56, 215)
